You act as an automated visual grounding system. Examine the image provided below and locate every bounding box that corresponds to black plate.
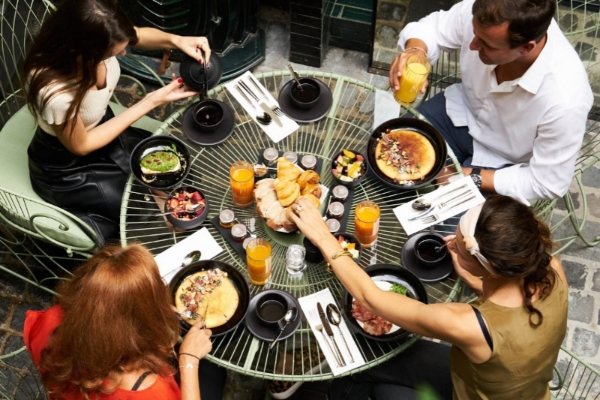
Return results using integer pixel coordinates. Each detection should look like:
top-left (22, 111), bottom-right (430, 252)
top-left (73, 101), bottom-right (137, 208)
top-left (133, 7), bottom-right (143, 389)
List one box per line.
top-left (182, 100), bottom-right (235, 146)
top-left (401, 232), bottom-right (453, 282)
top-left (366, 118), bottom-right (447, 190)
top-left (278, 79), bottom-right (333, 123)
top-left (342, 264), bottom-right (428, 342)
top-left (130, 136), bottom-right (191, 190)
top-left (245, 290), bottom-right (302, 341)
top-left (169, 260), bottom-right (250, 337)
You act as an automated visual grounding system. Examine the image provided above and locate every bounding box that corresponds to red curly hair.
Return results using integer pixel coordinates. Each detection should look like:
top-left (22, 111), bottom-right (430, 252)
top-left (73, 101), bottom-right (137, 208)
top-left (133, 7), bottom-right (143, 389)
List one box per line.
top-left (39, 244), bottom-right (179, 398)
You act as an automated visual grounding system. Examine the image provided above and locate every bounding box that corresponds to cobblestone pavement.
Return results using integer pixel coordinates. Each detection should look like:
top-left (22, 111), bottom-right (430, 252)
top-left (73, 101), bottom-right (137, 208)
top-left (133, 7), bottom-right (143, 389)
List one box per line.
top-left (1, 5), bottom-right (599, 400)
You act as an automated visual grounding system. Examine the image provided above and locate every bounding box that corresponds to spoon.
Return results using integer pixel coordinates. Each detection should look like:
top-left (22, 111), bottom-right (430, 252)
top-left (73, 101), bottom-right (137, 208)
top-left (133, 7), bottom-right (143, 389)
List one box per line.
top-left (326, 303), bottom-right (354, 363)
top-left (256, 112), bottom-right (272, 125)
top-left (287, 64), bottom-right (303, 90)
top-left (411, 198), bottom-right (432, 211)
top-left (268, 307), bottom-right (298, 350)
top-left (156, 203), bottom-right (203, 217)
top-left (181, 250), bottom-right (202, 268)
top-left (435, 242), bottom-right (449, 253)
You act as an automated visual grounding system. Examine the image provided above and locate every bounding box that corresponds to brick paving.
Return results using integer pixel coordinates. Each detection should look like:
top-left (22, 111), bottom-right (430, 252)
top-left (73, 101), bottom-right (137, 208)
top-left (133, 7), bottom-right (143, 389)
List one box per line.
top-left (1, 4), bottom-right (599, 400)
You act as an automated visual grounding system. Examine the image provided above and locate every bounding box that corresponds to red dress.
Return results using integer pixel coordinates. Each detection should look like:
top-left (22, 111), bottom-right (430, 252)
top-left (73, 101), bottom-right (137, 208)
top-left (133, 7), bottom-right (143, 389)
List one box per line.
top-left (24, 305), bottom-right (182, 400)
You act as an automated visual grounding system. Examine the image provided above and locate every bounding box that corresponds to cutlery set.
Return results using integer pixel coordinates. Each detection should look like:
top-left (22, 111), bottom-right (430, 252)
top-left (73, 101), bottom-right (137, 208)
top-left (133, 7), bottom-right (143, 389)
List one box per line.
top-left (309, 302), bottom-right (354, 368)
top-left (408, 185), bottom-right (475, 223)
top-left (236, 76), bottom-right (284, 127)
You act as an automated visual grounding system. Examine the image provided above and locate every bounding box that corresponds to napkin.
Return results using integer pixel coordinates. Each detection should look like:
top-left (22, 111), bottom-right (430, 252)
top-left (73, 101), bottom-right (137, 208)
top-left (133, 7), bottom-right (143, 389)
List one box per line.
top-left (225, 71), bottom-right (299, 143)
top-left (155, 227), bottom-right (224, 284)
top-left (298, 288), bottom-right (365, 376)
top-left (394, 177), bottom-right (485, 236)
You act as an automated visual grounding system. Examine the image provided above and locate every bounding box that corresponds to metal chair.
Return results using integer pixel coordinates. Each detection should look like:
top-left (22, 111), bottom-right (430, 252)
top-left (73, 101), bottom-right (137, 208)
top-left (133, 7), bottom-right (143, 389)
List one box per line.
top-left (0, 0), bottom-right (165, 295)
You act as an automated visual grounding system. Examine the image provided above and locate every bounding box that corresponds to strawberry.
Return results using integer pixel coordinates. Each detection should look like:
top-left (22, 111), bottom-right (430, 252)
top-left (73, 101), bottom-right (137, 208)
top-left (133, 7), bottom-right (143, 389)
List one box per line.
top-left (356, 154), bottom-right (364, 162)
top-left (168, 198), bottom-right (179, 209)
top-left (332, 169), bottom-right (339, 177)
top-left (191, 191), bottom-right (202, 203)
top-left (338, 235), bottom-right (344, 243)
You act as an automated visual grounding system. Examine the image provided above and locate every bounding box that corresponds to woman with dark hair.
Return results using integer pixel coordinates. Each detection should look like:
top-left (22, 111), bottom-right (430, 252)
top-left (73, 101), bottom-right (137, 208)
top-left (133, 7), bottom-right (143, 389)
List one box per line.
top-left (24, 244), bottom-right (226, 399)
top-left (22, 0), bottom-right (211, 246)
top-left (289, 194), bottom-right (568, 399)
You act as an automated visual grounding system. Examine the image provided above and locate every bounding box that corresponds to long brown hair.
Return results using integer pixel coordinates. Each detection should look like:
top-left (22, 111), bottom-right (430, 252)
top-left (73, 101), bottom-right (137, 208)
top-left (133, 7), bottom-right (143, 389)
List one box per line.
top-left (22, 0), bottom-right (138, 134)
top-left (40, 244), bottom-right (179, 398)
top-left (475, 195), bottom-right (555, 327)
top-left (473, 0), bottom-right (556, 48)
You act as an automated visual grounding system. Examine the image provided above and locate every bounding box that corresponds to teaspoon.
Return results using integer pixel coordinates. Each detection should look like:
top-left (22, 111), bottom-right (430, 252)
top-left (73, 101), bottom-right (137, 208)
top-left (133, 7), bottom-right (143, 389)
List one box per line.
top-left (269, 307), bottom-right (298, 350)
top-left (181, 250), bottom-right (202, 268)
top-left (288, 64), bottom-right (303, 90)
top-left (326, 303), bottom-right (354, 363)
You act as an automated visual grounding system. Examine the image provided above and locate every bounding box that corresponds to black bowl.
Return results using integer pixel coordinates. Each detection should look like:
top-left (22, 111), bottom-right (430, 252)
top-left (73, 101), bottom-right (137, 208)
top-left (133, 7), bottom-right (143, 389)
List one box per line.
top-left (366, 118), bottom-right (447, 190)
top-left (179, 52), bottom-right (223, 93)
top-left (342, 264), bottom-right (428, 342)
top-left (290, 78), bottom-right (321, 110)
top-left (169, 260), bottom-right (250, 337)
top-left (331, 149), bottom-right (368, 188)
top-left (334, 232), bottom-right (362, 262)
top-left (164, 186), bottom-right (210, 230)
top-left (130, 136), bottom-right (191, 190)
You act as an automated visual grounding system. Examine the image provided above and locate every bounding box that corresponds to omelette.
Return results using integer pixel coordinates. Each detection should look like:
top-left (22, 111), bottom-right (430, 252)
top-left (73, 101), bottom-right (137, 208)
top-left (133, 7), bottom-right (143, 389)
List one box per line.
top-left (375, 129), bottom-right (436, 182)
top-left (175, 268), bottom-right (239, 328)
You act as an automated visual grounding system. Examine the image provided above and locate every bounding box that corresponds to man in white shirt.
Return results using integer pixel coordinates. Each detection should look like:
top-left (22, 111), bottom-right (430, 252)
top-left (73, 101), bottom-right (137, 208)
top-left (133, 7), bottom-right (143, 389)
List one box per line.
top-left (389, 0), bottom-right (593, 204)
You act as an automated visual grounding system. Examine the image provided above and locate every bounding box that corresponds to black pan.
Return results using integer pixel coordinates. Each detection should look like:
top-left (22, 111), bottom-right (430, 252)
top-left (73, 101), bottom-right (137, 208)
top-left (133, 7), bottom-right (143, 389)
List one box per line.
top-left (366, 118), bottom-right (447, 190)
top-left (342, 263), bottom-right (428, 342)
top-left (130, 136), bottom-right (191, 190)
top-left (169, 260), bottom-right (250, 337)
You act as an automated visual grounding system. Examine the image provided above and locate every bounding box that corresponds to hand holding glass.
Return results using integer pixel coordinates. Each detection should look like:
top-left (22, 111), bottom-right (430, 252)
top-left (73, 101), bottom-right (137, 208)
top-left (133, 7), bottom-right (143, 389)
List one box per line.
top-left (394, 55), bottom-right (431, 106)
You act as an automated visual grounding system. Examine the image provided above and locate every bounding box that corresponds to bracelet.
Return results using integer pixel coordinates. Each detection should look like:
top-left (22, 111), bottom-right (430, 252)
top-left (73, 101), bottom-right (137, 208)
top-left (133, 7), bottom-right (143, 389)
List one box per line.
top-left (178, 352), bottom-right (201, 362)
top-left (405, 46), bottom-right (427, 56)
top-left (179, 363), bottom-right (199, 369)
top-left (326, 250), bottom-right (354, 273)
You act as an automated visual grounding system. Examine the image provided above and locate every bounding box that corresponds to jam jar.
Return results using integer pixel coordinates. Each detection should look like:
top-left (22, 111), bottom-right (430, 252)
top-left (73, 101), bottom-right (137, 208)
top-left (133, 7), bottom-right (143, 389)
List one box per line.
top-left (231, 223), bottom-right (248, 243)
top-left (331, 185), bottom-right (349, 203)
top-left (325, 219), bottom-right (341, 234)
top-left (282, 151), bottom-right (298, 164)
top-left (327, 201), bottom-right (345, 220)
top-left (300, 154), bottom-right (317, 170)
top-left (219, 209), bottom-right (235, 228)
top-left (263, 148), bottom-right (279, 167)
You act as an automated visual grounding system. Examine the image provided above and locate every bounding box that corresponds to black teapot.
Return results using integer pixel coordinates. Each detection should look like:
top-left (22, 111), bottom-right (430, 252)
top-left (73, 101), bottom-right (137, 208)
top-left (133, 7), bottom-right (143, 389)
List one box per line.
top-left (179, 51), bottom-right (223, 94)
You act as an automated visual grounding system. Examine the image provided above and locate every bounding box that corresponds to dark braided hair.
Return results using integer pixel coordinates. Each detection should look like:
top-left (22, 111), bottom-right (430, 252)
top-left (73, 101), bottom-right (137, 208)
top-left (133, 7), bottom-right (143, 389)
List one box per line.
top-left (474, 195), bottom-right (554, 327)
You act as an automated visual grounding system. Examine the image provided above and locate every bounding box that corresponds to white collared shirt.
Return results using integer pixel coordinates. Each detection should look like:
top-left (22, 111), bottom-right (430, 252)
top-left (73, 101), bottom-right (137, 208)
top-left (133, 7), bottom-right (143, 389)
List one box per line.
top-left (399, 0), bottom-right (593, 203)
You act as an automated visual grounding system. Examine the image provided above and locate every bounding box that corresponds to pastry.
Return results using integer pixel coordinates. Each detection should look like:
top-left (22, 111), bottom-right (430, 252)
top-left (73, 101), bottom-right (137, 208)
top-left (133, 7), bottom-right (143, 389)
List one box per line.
top-left (375, 129), bottom-right (436, 182)
top-left (301, 183), bottom-right (321, 199)
top-left (297, 170), bottom-right (319, 190)
top-left (276, 157), bottom-right (302, 182)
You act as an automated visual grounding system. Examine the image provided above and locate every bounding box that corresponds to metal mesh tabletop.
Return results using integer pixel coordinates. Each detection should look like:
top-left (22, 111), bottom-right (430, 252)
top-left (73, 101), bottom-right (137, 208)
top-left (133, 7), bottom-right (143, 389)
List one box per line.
top-left (120, 71), bottom-right (464, 381)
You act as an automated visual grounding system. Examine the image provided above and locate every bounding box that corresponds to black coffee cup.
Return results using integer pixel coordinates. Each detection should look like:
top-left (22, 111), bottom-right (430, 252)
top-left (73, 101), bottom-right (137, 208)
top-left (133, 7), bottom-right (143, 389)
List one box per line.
top-left (414, 234), bottom-right (447, 267)
top-left (256, 292), bottom-right (287, 326)
top-left (290, 78), bottom-right (321, 110)
top-left (193, 100), bottom-right (224, 133)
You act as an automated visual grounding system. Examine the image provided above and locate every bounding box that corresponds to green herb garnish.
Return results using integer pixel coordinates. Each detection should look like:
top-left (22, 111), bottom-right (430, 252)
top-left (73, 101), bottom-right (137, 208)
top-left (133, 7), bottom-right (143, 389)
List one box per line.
top-left (389, 283), bottom-right (408, 296)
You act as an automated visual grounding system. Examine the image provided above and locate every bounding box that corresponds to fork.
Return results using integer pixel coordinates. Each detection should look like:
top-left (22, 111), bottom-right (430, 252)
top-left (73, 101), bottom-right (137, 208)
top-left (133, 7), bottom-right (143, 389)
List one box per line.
top-left (247, 75), bottom-right (284, 117)
top-left (177, 310), bottom-right (200, 320)
top-left (309, 309), bottom-right (343, 367)
top-left (420, 195), bottom-right (476, 224)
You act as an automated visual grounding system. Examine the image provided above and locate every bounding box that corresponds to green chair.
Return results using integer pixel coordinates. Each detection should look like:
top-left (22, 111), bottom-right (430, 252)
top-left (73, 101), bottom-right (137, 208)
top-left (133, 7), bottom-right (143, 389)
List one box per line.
top-left (0, 0), bottom-right (164, 295)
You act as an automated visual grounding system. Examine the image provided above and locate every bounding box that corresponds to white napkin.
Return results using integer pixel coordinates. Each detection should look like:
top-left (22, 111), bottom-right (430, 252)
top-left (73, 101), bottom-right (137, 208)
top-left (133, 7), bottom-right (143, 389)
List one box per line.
top-left (225, 71), bottom-right (299, 143)
top-left (394, 177), bottom-right (486, 236)
top-left (298, 288), bottom-right (365, 376)
top-left (155, 227), bottom-right (224, 284)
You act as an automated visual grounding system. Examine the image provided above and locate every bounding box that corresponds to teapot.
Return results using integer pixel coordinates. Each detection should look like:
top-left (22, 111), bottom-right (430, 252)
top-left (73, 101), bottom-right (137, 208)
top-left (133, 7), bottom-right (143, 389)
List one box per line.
top-left (179, 50), bottom-right (223, 95)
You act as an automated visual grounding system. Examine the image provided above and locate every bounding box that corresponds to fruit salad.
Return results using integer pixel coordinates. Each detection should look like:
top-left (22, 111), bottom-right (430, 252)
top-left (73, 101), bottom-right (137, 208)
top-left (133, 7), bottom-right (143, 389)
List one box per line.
top-left (332, 149), bottom-right (366, 182)
top-left (338, 235), bottom-right (360, 259)
top-left (167, 188), bottom-right (206, 220)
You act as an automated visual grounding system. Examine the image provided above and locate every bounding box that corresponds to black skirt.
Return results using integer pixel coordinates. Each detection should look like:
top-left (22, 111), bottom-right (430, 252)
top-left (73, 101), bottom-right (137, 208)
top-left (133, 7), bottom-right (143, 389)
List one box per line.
top-left (28, 106), bottom-right (151, 247)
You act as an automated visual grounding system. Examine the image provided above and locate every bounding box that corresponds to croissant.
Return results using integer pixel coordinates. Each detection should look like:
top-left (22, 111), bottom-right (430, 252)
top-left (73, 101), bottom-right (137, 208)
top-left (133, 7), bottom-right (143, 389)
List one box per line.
top-left (277, 157), bottom-right (302, 182)
top-left (297, 170), bottom-right (320, 190)
top-left (301, 183), bottom-right (321, 199)
top-left (278, 182), bottom-right (300, 207)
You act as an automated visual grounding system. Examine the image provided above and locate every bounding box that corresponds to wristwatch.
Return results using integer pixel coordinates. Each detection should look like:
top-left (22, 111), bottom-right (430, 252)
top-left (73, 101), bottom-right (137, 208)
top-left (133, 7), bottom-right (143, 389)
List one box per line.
top-left (470, 168), bottom-right (482, 189)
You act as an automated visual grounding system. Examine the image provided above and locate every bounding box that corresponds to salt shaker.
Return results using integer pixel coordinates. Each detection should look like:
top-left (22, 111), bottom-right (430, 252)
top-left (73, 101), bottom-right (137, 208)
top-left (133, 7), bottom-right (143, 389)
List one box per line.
top-left (286, 244), bottom-right (307, 275)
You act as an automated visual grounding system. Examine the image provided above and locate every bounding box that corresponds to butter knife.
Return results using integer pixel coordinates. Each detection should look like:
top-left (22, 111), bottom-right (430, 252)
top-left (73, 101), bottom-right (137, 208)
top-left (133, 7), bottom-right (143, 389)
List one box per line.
top-left (317, 302), bottom-right (346, 367)
top-left (258, 101), bottom-right (283, 127)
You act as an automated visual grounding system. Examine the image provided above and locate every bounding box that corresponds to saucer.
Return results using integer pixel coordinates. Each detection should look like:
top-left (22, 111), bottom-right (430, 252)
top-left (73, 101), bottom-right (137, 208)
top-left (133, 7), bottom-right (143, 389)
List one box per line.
top-left (245, 289), bottom-right (302, 341)
top-left (278, 79), bottom-right (333, 123)
top-left (401, 232), bottom-right (453, 282)
top-left (182, 100), bottom-right (235, 146)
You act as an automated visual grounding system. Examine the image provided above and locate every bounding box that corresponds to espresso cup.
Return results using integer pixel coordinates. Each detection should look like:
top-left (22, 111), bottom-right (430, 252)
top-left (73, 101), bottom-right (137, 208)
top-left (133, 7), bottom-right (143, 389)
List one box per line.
top-left (256, 292), bottom-right (288, 326)
top-left (290, 78), bottom-right (321, 110)
top-left (193, 100), bottom-right (224, 133)
top-left (414, 234), bottom-right (447, 267)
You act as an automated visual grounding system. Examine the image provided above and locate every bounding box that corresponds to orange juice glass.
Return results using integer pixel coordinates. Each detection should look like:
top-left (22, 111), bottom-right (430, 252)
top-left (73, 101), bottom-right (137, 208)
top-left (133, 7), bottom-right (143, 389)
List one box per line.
top-left (354, 201), bottom-right (380, 248)
top-left (246, 238), bottom-right (273, 285)
top-left (394, 55), bottom-right (431, 105)
top-left (230, 161), bottom-right (255, 208)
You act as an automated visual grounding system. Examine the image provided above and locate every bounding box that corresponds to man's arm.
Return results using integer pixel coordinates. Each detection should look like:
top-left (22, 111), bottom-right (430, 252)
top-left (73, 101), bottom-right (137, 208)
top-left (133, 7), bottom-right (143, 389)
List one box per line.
top-left (462, 167), bottom-right (495, 192)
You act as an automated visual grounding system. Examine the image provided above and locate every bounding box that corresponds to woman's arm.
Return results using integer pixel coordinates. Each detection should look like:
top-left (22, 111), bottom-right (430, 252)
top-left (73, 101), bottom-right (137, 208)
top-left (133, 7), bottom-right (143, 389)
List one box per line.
top-left (179, 322), bottom-right (213, 400)
top-left (133, 27), bottom-right (212, 64)
top-left (53, 76), bottom-right (196, 155)
top-left (289, 198), bottom-right (491, 360)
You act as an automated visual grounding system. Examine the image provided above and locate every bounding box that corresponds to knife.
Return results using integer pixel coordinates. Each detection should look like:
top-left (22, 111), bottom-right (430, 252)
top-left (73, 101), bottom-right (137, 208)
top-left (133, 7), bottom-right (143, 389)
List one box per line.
top-left (258, 101), bottom-right (283, 127)
top-left (317, 302), bottom-right (346, 366)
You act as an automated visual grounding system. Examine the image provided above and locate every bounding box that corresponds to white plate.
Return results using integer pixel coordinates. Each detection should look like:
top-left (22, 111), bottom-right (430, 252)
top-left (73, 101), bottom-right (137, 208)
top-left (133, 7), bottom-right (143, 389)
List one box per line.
top-left (352, 280), bottom-right (406, 334)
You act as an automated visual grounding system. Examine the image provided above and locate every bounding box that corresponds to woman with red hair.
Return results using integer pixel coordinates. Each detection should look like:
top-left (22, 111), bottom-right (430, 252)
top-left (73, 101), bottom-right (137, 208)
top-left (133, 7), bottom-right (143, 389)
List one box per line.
top-left (24, 244), bottom-right (222, 399)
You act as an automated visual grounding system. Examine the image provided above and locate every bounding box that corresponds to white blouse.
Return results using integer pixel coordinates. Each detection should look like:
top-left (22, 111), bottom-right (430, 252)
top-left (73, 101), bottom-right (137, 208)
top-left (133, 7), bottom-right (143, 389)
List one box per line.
top-left (35, 56), bottom-right (120, 136)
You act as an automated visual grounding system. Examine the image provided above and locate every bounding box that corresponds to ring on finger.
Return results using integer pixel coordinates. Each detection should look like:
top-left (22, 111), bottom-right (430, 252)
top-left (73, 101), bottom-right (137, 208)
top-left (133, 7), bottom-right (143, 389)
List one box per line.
top-left (294, 205), bottom-right (303, 213)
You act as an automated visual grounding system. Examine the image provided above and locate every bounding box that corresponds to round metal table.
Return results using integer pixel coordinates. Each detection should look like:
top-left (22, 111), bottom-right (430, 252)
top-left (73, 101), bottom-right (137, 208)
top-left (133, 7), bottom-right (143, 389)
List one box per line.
top-left (120, 71), bottom-right (464, 381)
